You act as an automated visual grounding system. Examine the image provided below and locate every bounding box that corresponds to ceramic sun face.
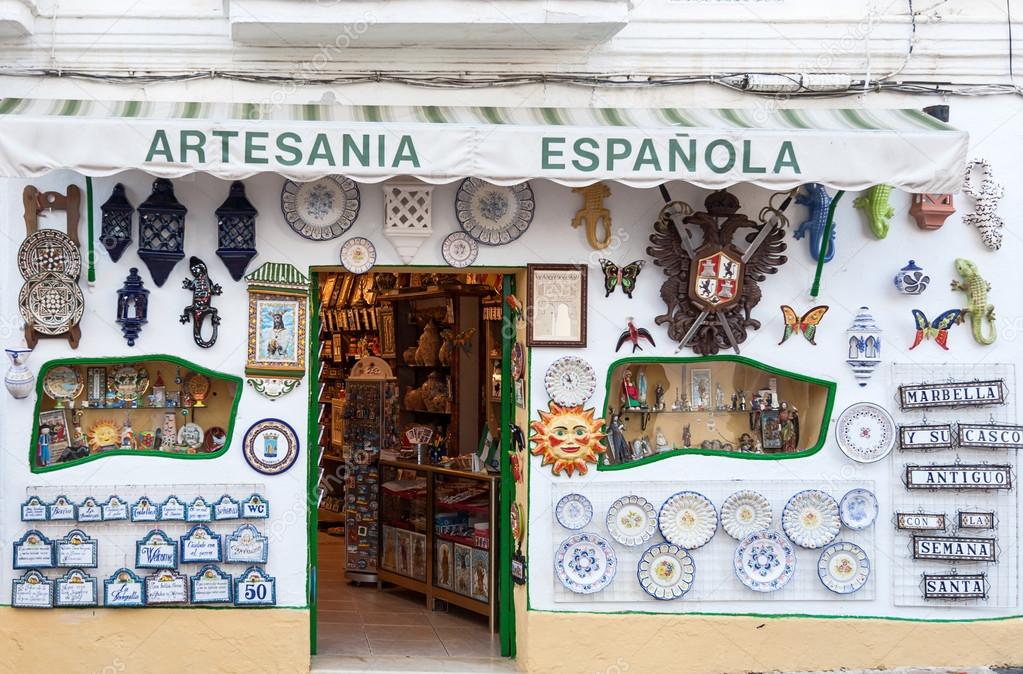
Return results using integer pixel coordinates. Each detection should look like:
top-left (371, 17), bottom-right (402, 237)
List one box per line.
top-left (529, 402), bottom-right (607, 476)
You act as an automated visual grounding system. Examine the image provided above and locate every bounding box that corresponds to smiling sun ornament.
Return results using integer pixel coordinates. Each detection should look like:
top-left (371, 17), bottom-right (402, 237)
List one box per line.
top-left (529, 402), bottom-right (607, 477)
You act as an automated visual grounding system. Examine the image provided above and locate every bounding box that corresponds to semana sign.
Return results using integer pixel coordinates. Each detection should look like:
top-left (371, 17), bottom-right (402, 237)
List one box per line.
top-left (957, 423), bottom-right (1023, 450)
top-left (898, 424), bottom-right (954, 451)
top-left (912, 535), bottom-right (996, 562)
top-left (923, 573), bottom-right (987, 600)
top-left (895, 513), bottom-right (946, 531)
top-left (898, 380), bottom-right (1005, 411)
top-left (905, 464), bottom-right (1012, 490)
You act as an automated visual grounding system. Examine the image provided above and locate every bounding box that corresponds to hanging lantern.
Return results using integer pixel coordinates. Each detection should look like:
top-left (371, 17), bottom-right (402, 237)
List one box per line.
top-left (215, 181), bottom-right (259, 281)
top-left (846, 307), bottom-right (882, 387)
top-left (137, 178), bottom-right (187, 287)
top-left (910, 105), bottom-right (955, 231)
top-left (99, 183), bottom-right (134, 262)
top-left (116, 267), bottom-right (150, 346)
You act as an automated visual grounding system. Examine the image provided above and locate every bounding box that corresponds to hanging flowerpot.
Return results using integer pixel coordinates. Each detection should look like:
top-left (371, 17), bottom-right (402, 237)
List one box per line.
top-left (137, 178), bottom-right (187, 287)
top-left (99, 183), bottom-right (134, 262)
top-left (215, 181), bottom-right (259, 281)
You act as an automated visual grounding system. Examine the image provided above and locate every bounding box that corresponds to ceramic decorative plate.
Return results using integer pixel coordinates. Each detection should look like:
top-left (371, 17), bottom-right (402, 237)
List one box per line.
top-left (42, 365), bottom-right (83, 402)
top-left (441, 232), bottom-right (479, 268)
top-left (243, 418), bottom-right (301, 475)
top-left (555, 493), bottom-right (593, 530)
top-left (455, 178), bottom-right (535, 246)
top-left (18, 271), bottom-right (85, 335)
top-left (177, 423), bottom-right (205, 449)
top-left (339, 237), bottom-right (377, 274)
top-left (511, 342), bottom-right (525, 381)
top-left (606, 495), bottom-right (657, 547)
top-left (835, 402), bottom-right (896, 463)
top-left (18, 229), bottom-right (82, 280)
top-left (720, 490), bottom-right (773, 540)
top-left (782, 489), bottom-right (841, 549)
top-left (817, 541), bottom-right (871, 594)
top-left (555, 532), bottom-right (617, 594)
top-left (281, 176), bottom-right (361, 240)
top-left (734, 529), bottom-right (796, 593)
top-left (838, 488), bottom-right (878, 530)
top-left (658, 491), bottom-right (718, 549)
top-left (637, 542), bottom-right (696, 600)
top-left (544, 356), bottom-right (597, 407)
top-left (108, 364), bottom-right (150, 402)
top-left (510, 502), bottom-right (523, 544)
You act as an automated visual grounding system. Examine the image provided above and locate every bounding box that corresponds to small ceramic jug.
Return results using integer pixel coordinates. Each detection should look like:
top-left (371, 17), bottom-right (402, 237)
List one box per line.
top-left (4, 348), bottom-right (34, 399)
top-left (893, 260), bottom-right (930, 295)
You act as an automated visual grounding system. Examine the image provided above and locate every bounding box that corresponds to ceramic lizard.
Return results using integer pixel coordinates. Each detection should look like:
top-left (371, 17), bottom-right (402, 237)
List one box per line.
top-left (180, 256), bottom-right (223, 348)
top-left (793, 182), bottom-right (836, 262)
top-left (853, 184), bottom-right (894, 239)
top-left (951, 257), bottom-right (996, 346)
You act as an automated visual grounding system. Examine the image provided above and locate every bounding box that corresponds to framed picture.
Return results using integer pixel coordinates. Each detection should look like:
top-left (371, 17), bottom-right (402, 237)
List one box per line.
top-left (330, 399), bottom-right (345, 446)
top-left (454, 544), bottom-right (472, 596)
top-left (246, 289), bottom-right (308, 377)
top-left (526, 264), bottom-right (587, 347)
top-left (435, 540), bottom-right (454, 590)
top-left (470, 548), bottom-right (490, 603)
top-left (38, 409), bottom-right (70, 457)
top-left (690, 369), bottom-right (711, 411)
top-left (760, 409), bottom-right (783, 451)
top-left (377, 305), bottom-right (396, 359)
top-left (395, 529), bottom-right (412, 577)
top-left (335, 274), bottom-right (355, 308)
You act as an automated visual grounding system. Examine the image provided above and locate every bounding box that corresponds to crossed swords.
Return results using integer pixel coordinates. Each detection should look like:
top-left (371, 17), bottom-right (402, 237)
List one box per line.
top-left (657, 185), bottom-right (793, 354)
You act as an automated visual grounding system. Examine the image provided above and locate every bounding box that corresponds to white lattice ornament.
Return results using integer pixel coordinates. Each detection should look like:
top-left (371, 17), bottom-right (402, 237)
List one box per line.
top-left (383, 181), bottom-right (434, 263)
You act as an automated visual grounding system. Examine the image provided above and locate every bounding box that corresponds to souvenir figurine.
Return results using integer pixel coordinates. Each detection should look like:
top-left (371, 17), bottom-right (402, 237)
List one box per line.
top-left (846, 307), bottom-right (882, 387)
top-left (671, 389), bottom-right (683, 412)
top-left (655, 428), bottom-right (669, 451)
top-left (654, 383), bottom-right (665, 412)
top-left (599, 259), bottom-right (645, 299)
top-left (120, 417), bottom-right (136, 450)
top-left (637, 368), bottom-right (648, 409)
top-left (529, 402), bottom-right (607, 476)
top-left (853, 184), bottom-right (895, 239)
top-left (715, 384), bottom-right (725, 411)
top-left (571, 183), bottom-right (613, 250)
top-left (738, 433), bottom-right (754, 452)
top-left (778, 305), bottom-right (829, 345)
top-left (631, 438), bottom-right (645, 461)
top-left (180, 257), bottom-right (223, 348)
top-left (910, 309), bottom-right (961, 350)
top-left (894, 260), bottom-right (930, 295)
top-left (682, 424), bottom-right (692, 448)
top-left (793, 183), bottom-right (836, 262)
top-left (607, 409), bottom-right (629, 465)
top-left (738, 391), bottom-right (747, 411)
top-left (615, 318), bottom-right (656, 353)
top-left (961, 159), bottom-right (1004, 250)
top-left (779, 403), bottom-right (799, 452)
top-left (730, 392), bottom-right (738, 411)
top-left (951, 258), bottom-right (996, 346)
top-left (38, 423), bottom-right (51, 466)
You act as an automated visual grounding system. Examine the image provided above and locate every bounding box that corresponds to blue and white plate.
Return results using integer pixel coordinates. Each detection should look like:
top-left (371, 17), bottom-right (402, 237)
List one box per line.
top-left (455, 178), bottom-right (534, 246)
top-left (839, 488), bottom-right (878, 530)
top-left (637, 542), bottom-right (695, 600)
top-left (281, 176), bottom-right (360, 240)
top-left (555, 493), bottom-right (593, 530)
top-left (441, 232), bottom-right (479, 268)
top-left (817, 541), bottom-right (870, 594)
top-left (339, 237), bottom-right (377, 275)
top-left (734, 529), bottom-right (796, 593)
top-left (555, 532), bottom-right (617, 594)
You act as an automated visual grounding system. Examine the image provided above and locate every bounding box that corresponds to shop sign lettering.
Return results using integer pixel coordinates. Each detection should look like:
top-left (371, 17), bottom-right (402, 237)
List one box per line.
top-left (958, 423), bottom-right (1023, 450)
top-left (898, 424), bottom-right (954, 451)
top-left (898, 380), bottom-right (1005, 410)
top-left (905, 464), bottom-right (1012, 490)
top-left (922, 573), bottom-right (987, 600)
top-left (912, 535), bottom-right (996, 562)
top-left (213, 495), bottom-right (240, 521)
top-left (241, 493), bottom-right (270, 519)
top-left (958, 511), bottom-right (995, 529)
top-left (895, 513), bottom-right (946, 531)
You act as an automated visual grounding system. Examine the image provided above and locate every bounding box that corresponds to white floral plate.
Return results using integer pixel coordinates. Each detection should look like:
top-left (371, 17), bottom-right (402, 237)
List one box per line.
top-left (637, 542), bottom-right (696, 600)
top-left (606, 495), bottom-right (657, 547)
top-left (658, 491), bottom-right (718, 549)
top-left (281, 176), bottom-right (360, 240)
top-left (455, 178), bottom-right (535, 246)
top-left (555, 493), bottom-right (593, 530)
top-left (835, 402), bottom-right (896, 463)
top-left (817, 541), bottom-right (870, 594)
top-left (782, 489), bottom-right (840, 549)
top-left (441, 232), bottom-right (479, 268)
top-left (555, 532), bottom-right (617, 594)
top-left (839, 488), bottom-right (878, 530)
top-left (720, 490), bottom-right (773, 540)
top-left (734, 529), bottom-right (796, 593)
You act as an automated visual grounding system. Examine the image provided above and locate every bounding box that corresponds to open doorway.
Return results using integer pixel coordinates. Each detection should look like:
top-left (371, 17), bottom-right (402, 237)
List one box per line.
top-left (310, 268), bottom-right (515, 662)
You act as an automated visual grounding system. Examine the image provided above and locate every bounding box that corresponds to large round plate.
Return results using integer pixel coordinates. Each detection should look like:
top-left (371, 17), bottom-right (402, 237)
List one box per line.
top-left (455, 178), bottom-right (534, 246)
top-left (606, 495), bottom-right (657, 547)
top-left (839, 488), bottom-right (878, 530)
top-left (18, 229), bottom-right (82, 280)
top-left (658, 491), bottom-right (718, 549)
top-left (18, 271), bottom-right (85, 335)
top-left (544, 356), bottom-right (597, 407)
top-left (510, 502), bottom-right (524, 544)
top-left (734, 529), bottom-right (796, 593)
top-left (555, 493), bottom-right (593, 530)
top-left (441, 232), bottom-right (479, 268)
top-left (720, 490), bottom-right (773, 540)
top-left (817, 541), bottom-right (870, 594)
top-left (835, 402), bottom-right (895, 463)
top-left (637, 542), bottom-right (696, 600)
top-left (42, 365), bottom-right (83, 402)
top-left (281, 176), bottom-right (360, 240)
top-left (555, 532), bottom-right (617, 594)
top-left (109, 364), bottom-right (150, 402)
top-left (243, 418), bottom-right (301, 475)
top-left (782, 489), bottom-right (840, 549)
top-left (339, 237), bottom-right (377, 274)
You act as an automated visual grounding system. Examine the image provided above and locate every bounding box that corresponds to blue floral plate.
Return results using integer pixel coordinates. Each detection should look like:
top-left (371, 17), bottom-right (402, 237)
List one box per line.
top-left (734, 529), bottom-right (796, 593)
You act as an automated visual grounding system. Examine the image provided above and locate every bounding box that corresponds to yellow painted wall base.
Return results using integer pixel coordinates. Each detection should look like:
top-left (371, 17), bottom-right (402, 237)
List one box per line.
top-left (0, 607), bottom-right (309, 674)
top-left (523, 612), bottom-right (1023, 674)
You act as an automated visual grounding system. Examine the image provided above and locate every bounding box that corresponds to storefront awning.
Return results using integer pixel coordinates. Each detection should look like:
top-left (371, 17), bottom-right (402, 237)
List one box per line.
top-left (0, 98), bottom-right (967, 192)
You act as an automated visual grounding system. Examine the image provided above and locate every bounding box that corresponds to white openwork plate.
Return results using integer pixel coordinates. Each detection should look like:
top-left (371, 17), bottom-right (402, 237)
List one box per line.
top-left (605, 495), bottom-right (657, 547)
top-left (555, 532), bottom-right (617, 594)
top-left (838, 488), bottom-right (878, 530)
top-left (637, 542), bottom-right (696, 600)
top-left (835, 402), bottom-right (895, 463)
top-left (658, 491), bottom-right (718, 550)
top-left (817, 541), bottom-right (870, 594)
top-left (455, 178), bottom-right (535, 246)
top-left (555, 493), bottom-right (593, 530)
top-left (281, 176), bottom-right (360, 240)
top-left (720, 490), bottom-right (773, 540)
top-left (544, 356), bottom-right (597, 408)
top-left (782, 489), bottom-right (840, 549)
top-left (441, 232), bottom-right (479, 268)
top-left (734, 529), bottom-right (796, 593)
top-left (18, 229), bottom-right (82, 280)
top-left (19, 272), bottom-right (85, 335)
top-left (339, 237), bottom-right (377, 275)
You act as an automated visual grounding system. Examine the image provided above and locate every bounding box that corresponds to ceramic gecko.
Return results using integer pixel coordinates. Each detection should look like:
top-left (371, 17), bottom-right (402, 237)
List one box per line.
top-left (951, 258), bottom-right (996, 346)
top-left (853, 184), bottom-right (895, 239)
top-left (962, 159), bottom-right (1004, 250)
top-left (793, 183), bottom-right (836, 262)
top-left (180, 256), bottom-right (223, 348)
top-left (571, 183), bottom-right (613, 250)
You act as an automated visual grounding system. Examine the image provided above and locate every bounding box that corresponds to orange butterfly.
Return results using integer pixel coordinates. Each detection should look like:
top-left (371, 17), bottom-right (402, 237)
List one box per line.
top-left (779, 305), bottom-right (829, 345)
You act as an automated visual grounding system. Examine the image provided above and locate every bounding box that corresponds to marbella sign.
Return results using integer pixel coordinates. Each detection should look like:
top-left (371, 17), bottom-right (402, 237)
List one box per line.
top-left (898, 379), bottom-right (1005, 411)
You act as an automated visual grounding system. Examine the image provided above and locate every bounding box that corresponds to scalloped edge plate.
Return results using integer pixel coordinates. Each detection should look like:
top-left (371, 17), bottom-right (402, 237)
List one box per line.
top-left (720, 490), bottom-right (773, 540)
top-left (555, 493), bottom-right (593, 530)
top-left (606, 495), bottom-right (657, 547)
top-left (782, 489), bottom-right (840, 549)
top-left (637, 542), bottom-right (696, 600)
top-left (658, 491), bottom-right (718, 549)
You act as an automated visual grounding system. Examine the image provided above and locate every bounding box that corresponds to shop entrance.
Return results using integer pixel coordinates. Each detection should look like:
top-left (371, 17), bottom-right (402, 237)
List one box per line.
top-left (307, 268), bottom-right (518, 663)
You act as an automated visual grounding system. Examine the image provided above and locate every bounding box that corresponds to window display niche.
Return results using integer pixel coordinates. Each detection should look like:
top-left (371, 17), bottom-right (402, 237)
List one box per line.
top-left (601, 356), bottom-right (835, 469)
top-left (30, 355), bottom-right (242, 473)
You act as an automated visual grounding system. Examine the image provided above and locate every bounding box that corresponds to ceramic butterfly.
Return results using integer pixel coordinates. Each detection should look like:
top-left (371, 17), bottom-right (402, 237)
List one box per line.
top-left (910, 309), bottom-right (962, 350)
top-left (778, 305), bottom-right (829, 345)
top-left (599, 259), bottom-right (645, 298)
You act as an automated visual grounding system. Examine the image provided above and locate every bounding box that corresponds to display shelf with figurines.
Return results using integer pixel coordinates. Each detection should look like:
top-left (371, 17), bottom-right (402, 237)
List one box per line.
top-left (30, 355), bottom-right (241, 472)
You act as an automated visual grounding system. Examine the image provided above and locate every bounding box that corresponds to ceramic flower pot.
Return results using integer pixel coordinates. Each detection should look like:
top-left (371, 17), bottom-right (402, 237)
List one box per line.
top-left (5, 348), bottom-right (35, 399)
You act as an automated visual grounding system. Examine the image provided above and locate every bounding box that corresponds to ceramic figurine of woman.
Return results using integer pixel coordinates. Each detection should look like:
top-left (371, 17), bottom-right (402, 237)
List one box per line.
top-left (620, 369), bottom-right (641, 409)
top-left (637, 368), bottom-right (648, 409)
top-left (608, 409), bottom-right (629, 464)
top-left (779, 403), bottom-right (800, 452)
top-left (38, 423), bottom-right (51, 466)
top-left (682, 423), bottom-right (692, 448)
top-left (654, 383), bottom-right (665, 412)
top-left (715, 384), bottom-right (725, 411)
top-left (671, 388), bottom-right (683, 411)
top-left (655, 427), bottom-right (669, 450)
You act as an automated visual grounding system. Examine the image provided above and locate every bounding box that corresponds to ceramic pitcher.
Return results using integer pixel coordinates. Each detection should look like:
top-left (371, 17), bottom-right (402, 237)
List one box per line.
top-left (5, 348), bottom-right (34, 399)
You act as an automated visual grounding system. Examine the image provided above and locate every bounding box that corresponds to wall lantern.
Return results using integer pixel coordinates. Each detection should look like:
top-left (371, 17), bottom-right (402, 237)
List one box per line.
top-left (846, 306), bottom-right (882, 387)
top-left (215, 181), bottom-right (259, 281)
top-left (909, 105), bottom-right (955, 231)
top-left (116, 267), bottom-right (150, 346)
top-left (99, 183), bottom-right (134, 262)
top-left (137, 178), bottom-right (187, 287)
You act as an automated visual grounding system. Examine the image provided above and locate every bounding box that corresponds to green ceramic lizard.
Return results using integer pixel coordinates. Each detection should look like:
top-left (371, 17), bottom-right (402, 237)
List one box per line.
top-left (853, 184), bottom-right (895, 239)
top-left (951, 258), bottom-right (996, 345)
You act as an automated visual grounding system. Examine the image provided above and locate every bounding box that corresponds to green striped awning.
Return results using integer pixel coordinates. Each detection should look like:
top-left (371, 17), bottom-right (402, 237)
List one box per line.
top-left (245, 262), bottom-right (309, 290)
top-left (0, 98), bottom-right (968, 192)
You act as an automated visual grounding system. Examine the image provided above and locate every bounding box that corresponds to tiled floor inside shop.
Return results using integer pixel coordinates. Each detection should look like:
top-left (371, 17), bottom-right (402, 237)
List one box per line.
top-left (316, 531), bottom-right (501, 659)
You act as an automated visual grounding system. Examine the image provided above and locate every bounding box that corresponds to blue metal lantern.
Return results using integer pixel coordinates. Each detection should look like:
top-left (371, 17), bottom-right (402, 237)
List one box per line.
top-left (116, 267), bottom-right (150, 346)
top-left (137, 178), bottom-right (187, 287)
top-left (215, 181), bottom-right (258, 281)
top-left (100, 183), bottom-right (134, 262)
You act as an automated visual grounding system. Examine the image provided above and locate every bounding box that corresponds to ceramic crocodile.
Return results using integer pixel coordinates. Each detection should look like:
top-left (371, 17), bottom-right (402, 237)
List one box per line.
top-left (793, 183), bottom-right (836, 262)
top-left (853, 184), bottom-right (895, 239)
top-left (951, 257), bottom-right (996, 346)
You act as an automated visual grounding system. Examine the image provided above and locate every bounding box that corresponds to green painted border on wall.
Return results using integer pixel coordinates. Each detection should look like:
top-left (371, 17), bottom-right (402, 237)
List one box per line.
top-left (29, 354), bottom-right (243, 474)
top-left (307, 271), bottom-right (321, 655)
top-left (596, 354), bottom-right (837, 471)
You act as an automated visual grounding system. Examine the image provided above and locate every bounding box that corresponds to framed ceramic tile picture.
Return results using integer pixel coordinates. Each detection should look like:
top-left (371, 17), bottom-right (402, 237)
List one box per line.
top-left (760, 409), bottom-right (783, 451)
top-left (381, 526), bottom-right (397, 572)
top-left (411, 532), bottom-right (427, 582)
top-left (690, 369), bottom-right (711, 411)
top-left (435, 540), bottom-right (454, 590)
top-left (38, 409), bottom-right (70, 459)
top-left (526, 264), bottom-right (587, 347)
top-left (454, 543), bottom-right (472, 596)
top-left (377, 305), bottom-right (396, 359)
top-left (246, 290), bottom-right (308, 377)
top-left (470, 548), bottom-right (489, 603)
top-left (395, 529), bottom-right (412, 577)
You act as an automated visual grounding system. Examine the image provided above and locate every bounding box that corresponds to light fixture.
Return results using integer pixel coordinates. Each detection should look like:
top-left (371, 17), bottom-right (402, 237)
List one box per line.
top-left (215, 180), bottom-right (259, 281)
top-left (137, 178), bottom-right (187, 287)
top-left (116, 267), bottom-right (150, 346)
top-left (99, 183), bottom-right (134, 262)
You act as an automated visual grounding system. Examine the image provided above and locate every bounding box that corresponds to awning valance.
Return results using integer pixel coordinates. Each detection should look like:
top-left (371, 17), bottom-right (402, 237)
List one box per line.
top-left (0, 98), bottom-right (967, 193)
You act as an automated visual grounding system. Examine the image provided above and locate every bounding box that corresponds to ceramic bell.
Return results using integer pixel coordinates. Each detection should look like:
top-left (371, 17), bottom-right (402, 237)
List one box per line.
top-left (846, 307), bottom-right (882, 387)
top-left (893, 260), bottom-right (930, 295)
